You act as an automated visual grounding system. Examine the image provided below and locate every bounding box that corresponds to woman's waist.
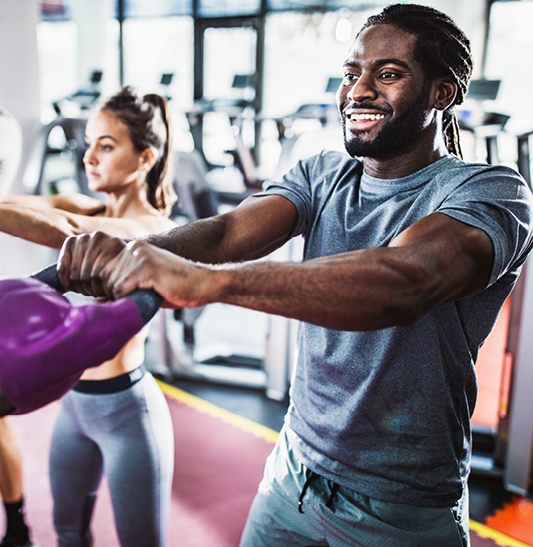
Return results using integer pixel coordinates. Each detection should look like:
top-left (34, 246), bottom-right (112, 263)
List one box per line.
top-left (74, 364), bottom-right (147, 394)
top-left (79, 331), bottom-right (147, 380)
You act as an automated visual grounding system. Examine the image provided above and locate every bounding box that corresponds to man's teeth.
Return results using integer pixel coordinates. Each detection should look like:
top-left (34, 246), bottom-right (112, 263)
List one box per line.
top-left (349, 113), bottom-right (385, 121)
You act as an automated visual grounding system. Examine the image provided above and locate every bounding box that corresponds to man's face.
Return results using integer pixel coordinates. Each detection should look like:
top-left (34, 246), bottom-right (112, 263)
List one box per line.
top-left (337, 24), bottom-right (434, 160)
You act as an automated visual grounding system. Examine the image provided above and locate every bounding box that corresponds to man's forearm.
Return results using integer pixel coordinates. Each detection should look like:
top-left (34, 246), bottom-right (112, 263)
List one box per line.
top-left (141, 216), bottom-right (229, 264)
top-left (209, 217), bottom-right (492, 332)
top-left (204, 247), bottom-right (433, 331)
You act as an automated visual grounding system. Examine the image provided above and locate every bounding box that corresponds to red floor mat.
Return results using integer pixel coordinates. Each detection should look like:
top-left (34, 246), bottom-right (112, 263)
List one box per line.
top-left (2, 401), bottom-right (121, 546)
top-left (485, 497), bottom-right (533, 546)
top-left (1, 387), bottom-right (275, 547)
top-left (164, 386), bottom-right (275, 546)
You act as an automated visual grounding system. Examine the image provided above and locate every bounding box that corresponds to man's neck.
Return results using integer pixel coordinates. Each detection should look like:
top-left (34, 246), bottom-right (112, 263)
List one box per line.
top-left (362, 148), bottom-right (448, 179)
top-left (361, 124), bottom-right (450, 179)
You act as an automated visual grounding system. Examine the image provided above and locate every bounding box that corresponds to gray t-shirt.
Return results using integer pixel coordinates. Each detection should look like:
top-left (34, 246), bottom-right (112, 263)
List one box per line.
top-left (260, 151), bottom-right (533, 507)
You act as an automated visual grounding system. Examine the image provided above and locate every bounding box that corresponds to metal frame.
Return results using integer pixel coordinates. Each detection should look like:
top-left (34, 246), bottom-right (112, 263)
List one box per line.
top-left (23, 117), bottom-right (89, 197)
top-left (154, 234), bottom-right (303, 402)
top-left (504, 259), bottom-right (533, 495)
top-left (191, 7), bottom-right (266, 165)
top-left (503, 133), bottom-right (533, 495)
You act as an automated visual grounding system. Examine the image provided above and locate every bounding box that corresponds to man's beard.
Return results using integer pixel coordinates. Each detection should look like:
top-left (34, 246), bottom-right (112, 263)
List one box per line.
top-left (342, 87), bottom-right (431, 160)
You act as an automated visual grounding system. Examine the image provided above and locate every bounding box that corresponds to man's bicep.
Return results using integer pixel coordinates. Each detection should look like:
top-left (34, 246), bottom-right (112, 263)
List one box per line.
top-left (139, 194), bottom-right (298, 264)
top-left (390, 212), bottom-right (495, 301)
top-left (223, 194), bottom-right (300, 261)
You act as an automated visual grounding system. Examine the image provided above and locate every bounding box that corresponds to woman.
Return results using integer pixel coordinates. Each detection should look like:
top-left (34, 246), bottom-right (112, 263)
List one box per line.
top-left (0, 101), bottom-right (35, 547)
top-left (0, 86), bottom-right (177, 547)
top-left (0, 417), bottom-right (35, 547)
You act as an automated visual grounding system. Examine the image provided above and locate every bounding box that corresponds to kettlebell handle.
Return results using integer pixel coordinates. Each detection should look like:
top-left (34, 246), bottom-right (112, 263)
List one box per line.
top-left (32, 264), bottom-right (162, 326)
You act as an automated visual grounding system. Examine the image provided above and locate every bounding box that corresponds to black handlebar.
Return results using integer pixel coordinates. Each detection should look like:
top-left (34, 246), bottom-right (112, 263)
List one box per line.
top-left (32, 264), bottom-right (162, 326)
top-left (33, 264), bottom-right (65, 293)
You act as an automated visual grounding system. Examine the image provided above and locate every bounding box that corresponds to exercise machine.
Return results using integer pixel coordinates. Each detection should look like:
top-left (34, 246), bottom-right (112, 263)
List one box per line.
top-left (150, 149), bottom-right (298, 401)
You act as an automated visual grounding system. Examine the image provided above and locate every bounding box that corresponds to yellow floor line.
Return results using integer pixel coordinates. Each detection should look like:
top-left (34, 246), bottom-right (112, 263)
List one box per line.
top-left (470, 520), bottom-right (532, 547)
top-left (158, 381), bottom-right (531, 547)
top-left (157, 379), bottom-right (279, 444)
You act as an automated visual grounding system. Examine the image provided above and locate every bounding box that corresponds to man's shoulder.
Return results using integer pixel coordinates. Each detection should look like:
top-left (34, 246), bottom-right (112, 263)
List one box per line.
top-left (429, 156), bottom-right (529, 196)
top-left (439, 155), bottom-right (522, 178)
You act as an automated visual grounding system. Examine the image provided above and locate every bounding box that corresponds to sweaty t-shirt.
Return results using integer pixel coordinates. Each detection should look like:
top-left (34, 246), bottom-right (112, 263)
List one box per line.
top-left (258, 152), bottom-right (533, 507)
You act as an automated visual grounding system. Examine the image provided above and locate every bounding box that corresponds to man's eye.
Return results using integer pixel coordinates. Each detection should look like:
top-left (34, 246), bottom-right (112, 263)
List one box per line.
top-left (380, 71), bottom-right (398, 80)
top-left (342, 73), bottom-right (359, 85)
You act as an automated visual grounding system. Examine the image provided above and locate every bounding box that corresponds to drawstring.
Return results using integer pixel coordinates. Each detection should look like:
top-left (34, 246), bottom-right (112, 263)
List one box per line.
top-left (298, 470), bottom-right (340, 513)
top-left (325, 481), bottom-right (340, 508)
top-left (298, 469), bottom-right (317, 513)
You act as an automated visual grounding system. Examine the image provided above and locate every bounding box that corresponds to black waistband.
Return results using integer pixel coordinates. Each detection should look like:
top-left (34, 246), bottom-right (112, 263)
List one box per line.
top-left (73, 364), bottom-right (146, 395)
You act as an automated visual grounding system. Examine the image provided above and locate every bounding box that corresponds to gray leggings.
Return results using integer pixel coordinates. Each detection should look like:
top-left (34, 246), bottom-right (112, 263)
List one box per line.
top-left (49, 370), bottom-right (174, 547)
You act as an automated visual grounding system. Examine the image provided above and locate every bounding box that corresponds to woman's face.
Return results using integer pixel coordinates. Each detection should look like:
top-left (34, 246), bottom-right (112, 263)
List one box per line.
top-left (83, 111), bottom-right (145, 194)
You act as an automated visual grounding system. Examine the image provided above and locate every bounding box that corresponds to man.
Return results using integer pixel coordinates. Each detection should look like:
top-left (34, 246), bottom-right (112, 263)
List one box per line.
top-left (57, 5), bottom-right (533, 546)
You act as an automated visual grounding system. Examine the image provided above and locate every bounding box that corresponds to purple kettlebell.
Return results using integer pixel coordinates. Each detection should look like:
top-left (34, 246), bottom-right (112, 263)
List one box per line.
top-left (0, 265), bottom-right (161, 416)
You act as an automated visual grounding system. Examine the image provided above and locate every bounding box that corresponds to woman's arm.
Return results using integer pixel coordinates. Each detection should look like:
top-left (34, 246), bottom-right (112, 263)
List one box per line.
top-left (0, 203), bottom-right (176, 249)
top-left (0, 193), bottom-right (105, 215)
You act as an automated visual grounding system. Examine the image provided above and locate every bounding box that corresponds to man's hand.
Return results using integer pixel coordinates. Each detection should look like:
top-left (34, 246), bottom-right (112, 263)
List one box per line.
top-left (105, 240), bottom-right (215, 308)
top-left (57, 230), bottom-right (217, 308)
top-left (57, 231), bottom-right (128, 297)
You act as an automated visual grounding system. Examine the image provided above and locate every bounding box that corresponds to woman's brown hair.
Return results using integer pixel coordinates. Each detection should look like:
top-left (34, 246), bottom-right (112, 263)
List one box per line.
top-left (98, 86), bottom-right (176, 216)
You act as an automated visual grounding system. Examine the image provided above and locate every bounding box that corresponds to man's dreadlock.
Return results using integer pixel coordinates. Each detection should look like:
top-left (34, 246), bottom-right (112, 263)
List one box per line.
top-left (360, 4), bottom-right (473, 158)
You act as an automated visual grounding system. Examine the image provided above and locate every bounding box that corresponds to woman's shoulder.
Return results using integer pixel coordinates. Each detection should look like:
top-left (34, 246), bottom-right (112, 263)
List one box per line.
top-left (135, 211), bottom-right (177, 235)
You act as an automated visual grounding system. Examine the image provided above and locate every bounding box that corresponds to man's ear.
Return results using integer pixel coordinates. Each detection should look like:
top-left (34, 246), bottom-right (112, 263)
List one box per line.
top-left (433, 78), bottom-right (457, 111)
top-left (139, 147), bottom-right (158, 171)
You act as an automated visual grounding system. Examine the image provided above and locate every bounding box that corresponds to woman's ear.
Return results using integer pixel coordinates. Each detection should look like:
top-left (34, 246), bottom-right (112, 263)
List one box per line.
top-left (139, 147), bottom-right (158, 171)
top-left (433, 78), bottom-right (457, 111)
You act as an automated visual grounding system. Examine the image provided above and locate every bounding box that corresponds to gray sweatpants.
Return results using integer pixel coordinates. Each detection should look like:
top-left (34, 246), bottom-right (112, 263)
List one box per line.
top-left (49, 371), bottom-right (174, 547)
top-left (240, 426), bottom-right (470, 547)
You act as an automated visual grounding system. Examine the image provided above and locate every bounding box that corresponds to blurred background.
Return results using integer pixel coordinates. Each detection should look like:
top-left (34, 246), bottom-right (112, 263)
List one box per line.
top-left (2, 0), bottom-right (532, 201)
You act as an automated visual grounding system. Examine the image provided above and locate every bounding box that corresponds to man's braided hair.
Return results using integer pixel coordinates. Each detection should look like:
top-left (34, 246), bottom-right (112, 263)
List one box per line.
top-left (360, 4), bottom-right (473, 158)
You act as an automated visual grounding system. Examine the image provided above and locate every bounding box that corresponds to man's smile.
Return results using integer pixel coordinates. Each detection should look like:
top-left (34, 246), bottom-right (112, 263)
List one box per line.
top-left (345, 110), bottom-right (387, 131)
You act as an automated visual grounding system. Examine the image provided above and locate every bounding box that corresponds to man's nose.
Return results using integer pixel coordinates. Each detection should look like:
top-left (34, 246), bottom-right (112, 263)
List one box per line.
top-left (347, 73), bottom-right (378, 103)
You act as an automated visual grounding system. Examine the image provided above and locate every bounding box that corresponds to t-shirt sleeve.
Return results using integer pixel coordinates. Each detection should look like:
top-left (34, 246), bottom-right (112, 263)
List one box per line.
top-left (438, 165), bottom-right (533, 286)
top-left (254, 158), bottom-right (314, 238)
top-left (254, 150), bottom-right (351, 239)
